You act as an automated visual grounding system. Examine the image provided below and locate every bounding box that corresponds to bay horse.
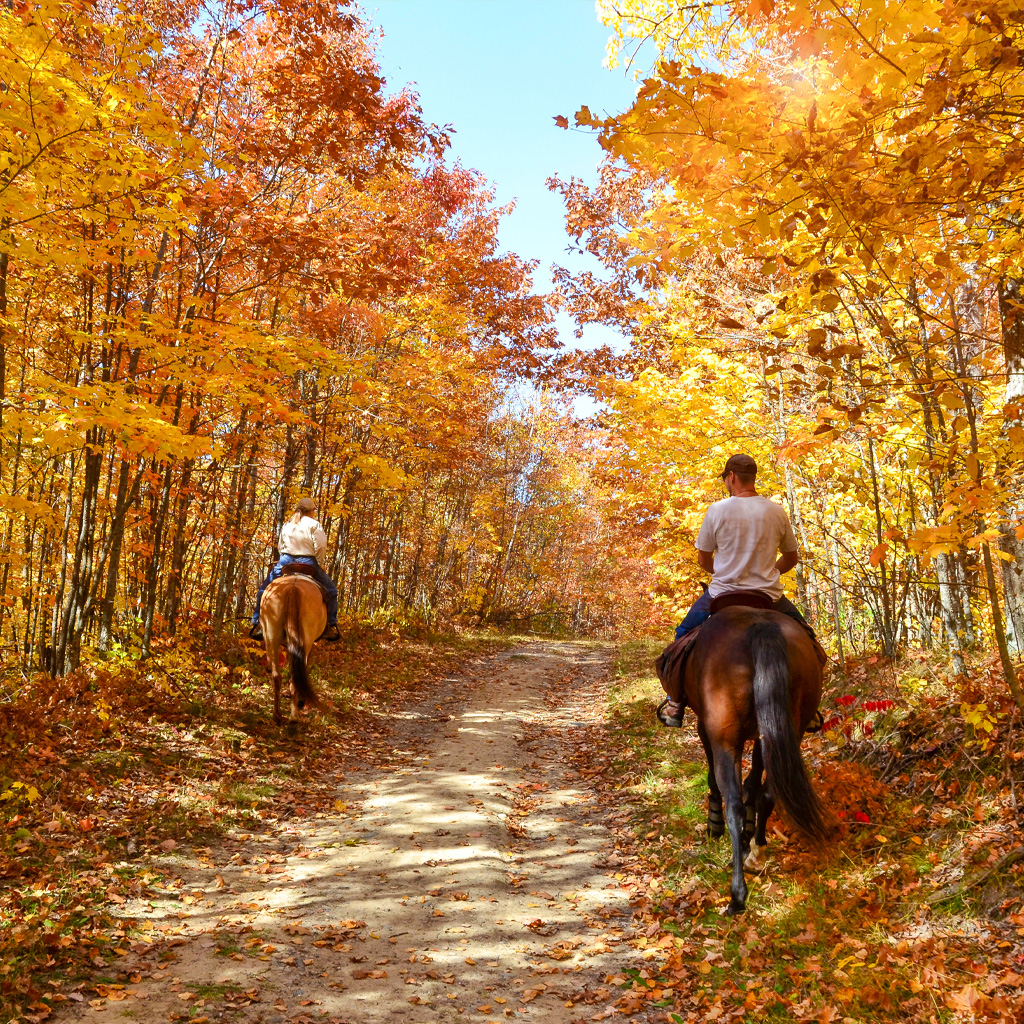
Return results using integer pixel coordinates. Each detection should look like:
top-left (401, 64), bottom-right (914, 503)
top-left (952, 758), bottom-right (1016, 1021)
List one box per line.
top-left (683, 605), bottom-right (830, 914)
top-left (259, 573), bottom-right (326, 728)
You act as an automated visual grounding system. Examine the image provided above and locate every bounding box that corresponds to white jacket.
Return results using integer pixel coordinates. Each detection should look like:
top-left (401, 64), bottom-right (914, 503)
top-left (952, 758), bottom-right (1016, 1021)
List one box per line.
top-left (279, 516), bottom-right (328, 559)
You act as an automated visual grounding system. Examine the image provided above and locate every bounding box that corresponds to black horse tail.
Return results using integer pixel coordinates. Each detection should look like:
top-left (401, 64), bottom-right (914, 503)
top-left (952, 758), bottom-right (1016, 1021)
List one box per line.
top-left (748, 621), bottom-right (828, 844)
top-left (284, 586), bottom-right (318, 710)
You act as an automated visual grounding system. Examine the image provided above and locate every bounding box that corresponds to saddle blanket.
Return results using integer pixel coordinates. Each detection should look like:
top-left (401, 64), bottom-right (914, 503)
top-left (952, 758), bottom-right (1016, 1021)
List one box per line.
top-left (277, 562), bottom-right (328, 601)
top-left (655, 628), bottom-right (700, 704)
top-left (655, 594), bottom-right (830, 705)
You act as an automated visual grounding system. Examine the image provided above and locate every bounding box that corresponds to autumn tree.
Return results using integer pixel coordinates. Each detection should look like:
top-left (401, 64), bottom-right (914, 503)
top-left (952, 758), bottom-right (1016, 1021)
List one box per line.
top-left (0, 0), bottom-right (651, 674)
top-left (552, 0), bottom-right (1024, 705)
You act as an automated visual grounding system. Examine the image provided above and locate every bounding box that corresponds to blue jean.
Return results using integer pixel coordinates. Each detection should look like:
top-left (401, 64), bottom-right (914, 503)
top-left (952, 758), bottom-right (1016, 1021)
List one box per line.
top-left (675, 592), bottom-right (809, 639)
top-left (252, 554), bottom-right (338, 625)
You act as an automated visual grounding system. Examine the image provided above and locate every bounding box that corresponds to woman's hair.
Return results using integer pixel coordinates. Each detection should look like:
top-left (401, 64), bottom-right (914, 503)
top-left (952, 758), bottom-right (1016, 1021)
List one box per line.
top-left (289, 498), bottom-right (316, 525)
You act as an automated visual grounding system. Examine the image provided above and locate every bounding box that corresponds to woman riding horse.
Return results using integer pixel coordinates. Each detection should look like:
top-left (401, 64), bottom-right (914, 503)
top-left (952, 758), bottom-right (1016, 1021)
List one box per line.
top-left (249, 496), bottom-right (340, 642)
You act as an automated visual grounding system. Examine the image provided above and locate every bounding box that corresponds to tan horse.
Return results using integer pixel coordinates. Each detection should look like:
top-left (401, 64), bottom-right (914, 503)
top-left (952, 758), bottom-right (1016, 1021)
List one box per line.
top-left (259, 575), bottom-right (326, 727)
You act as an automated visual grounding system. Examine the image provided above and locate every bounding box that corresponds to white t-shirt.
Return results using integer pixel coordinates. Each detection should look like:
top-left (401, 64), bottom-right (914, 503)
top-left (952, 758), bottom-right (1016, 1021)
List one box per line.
top-left (695, 495), bottom-right (798, 600)
top-left (278, 516), bottom-right (328, 559)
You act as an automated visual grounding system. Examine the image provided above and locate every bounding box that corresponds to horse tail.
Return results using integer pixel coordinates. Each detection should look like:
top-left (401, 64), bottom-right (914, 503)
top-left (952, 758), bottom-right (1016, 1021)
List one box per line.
top-left (284, 585), bottom-right (318, 710)
top-left (748, 620), bottom-right (828, 844)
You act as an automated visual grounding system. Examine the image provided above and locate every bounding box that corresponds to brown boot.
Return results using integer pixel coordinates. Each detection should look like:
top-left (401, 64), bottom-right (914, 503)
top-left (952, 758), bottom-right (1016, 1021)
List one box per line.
top-left (656, 698), bottom-right (684, 728)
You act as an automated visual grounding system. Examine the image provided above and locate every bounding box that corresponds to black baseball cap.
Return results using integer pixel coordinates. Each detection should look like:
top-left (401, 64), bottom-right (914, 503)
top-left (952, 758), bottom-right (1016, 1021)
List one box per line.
top-left (721, 454), bottom-right (757, 479)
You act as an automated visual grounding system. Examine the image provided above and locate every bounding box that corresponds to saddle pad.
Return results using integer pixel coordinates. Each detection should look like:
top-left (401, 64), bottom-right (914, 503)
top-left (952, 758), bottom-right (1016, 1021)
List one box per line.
top-left (708, 590), bottom-right (830, 667)
top-left (655, 626), bottom-right (701, 702)
top-left (709, 590), bottom-right (774, 615)
top-left (279, 562), bottom-right (317, 579)
top-left (275, 563), bottom-right (327, 600)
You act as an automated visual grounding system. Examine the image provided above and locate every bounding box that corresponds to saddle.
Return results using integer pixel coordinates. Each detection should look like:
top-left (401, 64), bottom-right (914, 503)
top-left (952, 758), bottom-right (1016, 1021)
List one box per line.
top-left (278, 562), bottom-right (328, 601)
top-left (709, 590), bottom-right (773, 614)
top-left (655, 591), bottom-right (826, 708)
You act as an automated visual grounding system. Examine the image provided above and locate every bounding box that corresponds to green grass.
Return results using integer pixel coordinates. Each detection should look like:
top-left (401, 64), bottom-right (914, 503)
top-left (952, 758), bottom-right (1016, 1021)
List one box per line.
top-left (192, 982), bottom-right (243, 999)
top-left (212, 934), bottom-right (242, 957)
top-left (217, 780), bottom-right (279, 807)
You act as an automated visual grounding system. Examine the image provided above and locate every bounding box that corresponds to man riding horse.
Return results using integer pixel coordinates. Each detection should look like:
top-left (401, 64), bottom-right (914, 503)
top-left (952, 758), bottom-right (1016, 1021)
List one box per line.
top-left (658, 453), bottom-right (819, 727)
top-left (656, 454), bottom-right (830, 914)
top-left (249, 496), bottom-right (340, 643)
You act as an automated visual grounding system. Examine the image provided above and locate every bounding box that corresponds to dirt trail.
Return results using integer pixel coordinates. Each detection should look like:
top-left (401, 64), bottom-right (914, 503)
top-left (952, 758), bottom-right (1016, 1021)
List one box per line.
top-left (55, 642), bottom-right (643, 1024)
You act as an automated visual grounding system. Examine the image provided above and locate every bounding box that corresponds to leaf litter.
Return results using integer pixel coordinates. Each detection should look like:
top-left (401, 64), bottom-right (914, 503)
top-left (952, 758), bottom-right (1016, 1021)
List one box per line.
top-left (33, 640), bottom-right (651, 1024)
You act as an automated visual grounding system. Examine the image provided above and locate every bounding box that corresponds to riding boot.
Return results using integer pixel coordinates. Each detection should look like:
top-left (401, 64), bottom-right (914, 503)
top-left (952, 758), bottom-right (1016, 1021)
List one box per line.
top-left (655, 625), bottom-right (699, 728)
top-left (656, 697), bottom-right (683, 728)
top-left (248, 622), bottom-right (264, 641)
top-left (318, 623), bottom-right (340, 642)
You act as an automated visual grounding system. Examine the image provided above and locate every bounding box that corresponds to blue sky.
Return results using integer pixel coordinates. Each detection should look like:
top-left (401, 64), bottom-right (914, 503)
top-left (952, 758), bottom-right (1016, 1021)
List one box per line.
top-left (365, 0), bottom-right (640, 356)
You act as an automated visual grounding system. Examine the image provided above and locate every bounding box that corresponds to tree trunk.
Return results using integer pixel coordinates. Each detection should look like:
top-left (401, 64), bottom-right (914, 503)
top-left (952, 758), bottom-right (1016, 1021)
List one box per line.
top-left (1000, 533), bottom-right (1024, 656)
top-left (54, 429), bottom-right (103, 674)
top-left (233, 459), bottom-right (259, 619)
top-left (97, 459), bottom-right (143, 652)
top-left (957, 316), bottom-right (1021, 704)
top-left (825, 531), bottom-right (846, 672)
top-left (164, 457), bottom-right (195, 634)
top-left (141, 462), bottom-right (174, 657)
top-left (775, 377), bottom-right (811, 617)
top-left (999, 277), bottom-right (1024, 655)
top-left (865, 437), bottom-right (897, 655)
top-left (983, 543), bottom-right (1024, 712)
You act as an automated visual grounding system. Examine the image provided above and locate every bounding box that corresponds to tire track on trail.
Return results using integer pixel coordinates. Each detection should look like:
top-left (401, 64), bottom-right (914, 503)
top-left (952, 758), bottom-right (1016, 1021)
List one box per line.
top-left (53, 641), bottom-right (645, 1024)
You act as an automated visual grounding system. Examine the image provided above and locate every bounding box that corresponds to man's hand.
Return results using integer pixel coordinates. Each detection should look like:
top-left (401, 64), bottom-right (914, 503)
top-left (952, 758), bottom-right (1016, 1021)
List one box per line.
top-left (776, 550), bottom-right (799, 574)
top-left (697, 549), bottom-right (715, 574)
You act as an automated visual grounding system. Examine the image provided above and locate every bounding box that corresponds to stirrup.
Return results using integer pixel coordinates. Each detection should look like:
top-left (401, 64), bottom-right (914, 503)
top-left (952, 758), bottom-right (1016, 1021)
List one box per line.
top-left (656, 697), bottom-right (683, 728)
top-left (805, 708), bottom-right (824, 733)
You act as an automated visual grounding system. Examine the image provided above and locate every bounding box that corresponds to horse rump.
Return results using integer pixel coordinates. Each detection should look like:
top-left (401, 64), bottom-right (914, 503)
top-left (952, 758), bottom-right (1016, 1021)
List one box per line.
top-left (747, 620), bottom-right (829, 844)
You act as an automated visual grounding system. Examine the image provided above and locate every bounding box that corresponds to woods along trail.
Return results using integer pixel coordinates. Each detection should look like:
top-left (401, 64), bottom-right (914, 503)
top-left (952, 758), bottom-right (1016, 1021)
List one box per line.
top-left (55, 642), bottom-right (651, 1024)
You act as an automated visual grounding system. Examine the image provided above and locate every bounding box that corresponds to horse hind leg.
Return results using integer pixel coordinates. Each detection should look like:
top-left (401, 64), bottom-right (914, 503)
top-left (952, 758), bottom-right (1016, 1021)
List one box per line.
top-left (284, 666), bottom-right (300, 735)
top-left (708, 794), bottom-right (725, 838)
top-left (741, 803), bottom-right (756, 858)
top-left (745, 778), bottom-right (775, 871)
top-left (288, 676), bottom-right (301, 734)
top-left (712, 745), bottom-right (748, 915)
top-left (742, 740), bottom-right (764, 865)
top-left (697, 722), bottom-right (725, 838)
top-left (265, 641), bottom-right (283, 726)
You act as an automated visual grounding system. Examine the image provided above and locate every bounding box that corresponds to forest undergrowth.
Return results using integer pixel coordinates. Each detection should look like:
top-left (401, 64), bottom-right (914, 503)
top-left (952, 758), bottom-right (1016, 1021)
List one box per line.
top-left (2, 629), bottom-right (1022, 1023)
top-left (575, 643), bottom-right (1024, 1023)
top-left (0, 626), bottom-right (513, 1022)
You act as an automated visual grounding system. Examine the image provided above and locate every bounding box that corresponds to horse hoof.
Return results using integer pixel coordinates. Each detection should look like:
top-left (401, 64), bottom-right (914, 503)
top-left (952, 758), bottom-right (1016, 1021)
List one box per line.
top-left (744, 841), bottom-right (766, 871)
top-left (709, 823), bottom-right (725, 838)
top-left (285, 720), bottom-right (298, 737)
top-left (725, 900), bottom-right (745, 916)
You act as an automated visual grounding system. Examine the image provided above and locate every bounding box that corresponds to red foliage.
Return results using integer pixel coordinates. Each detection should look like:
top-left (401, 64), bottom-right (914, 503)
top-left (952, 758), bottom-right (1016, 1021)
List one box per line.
top-left (814, 761), bottom-right (890, 827)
